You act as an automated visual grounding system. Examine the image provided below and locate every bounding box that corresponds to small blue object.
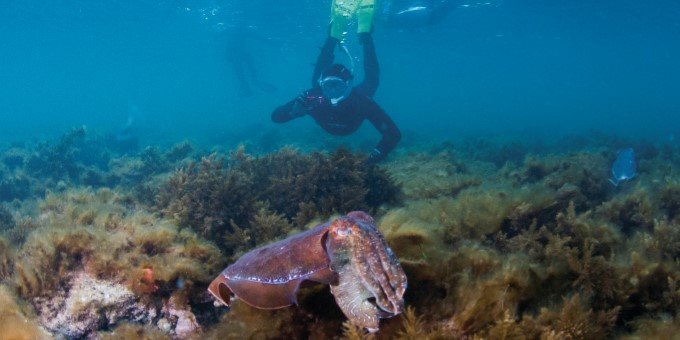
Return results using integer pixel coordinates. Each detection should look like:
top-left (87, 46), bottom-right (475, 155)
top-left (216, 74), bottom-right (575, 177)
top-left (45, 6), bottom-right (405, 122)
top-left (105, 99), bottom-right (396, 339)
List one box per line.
top-left (609, 148), bottom-right (637, 186)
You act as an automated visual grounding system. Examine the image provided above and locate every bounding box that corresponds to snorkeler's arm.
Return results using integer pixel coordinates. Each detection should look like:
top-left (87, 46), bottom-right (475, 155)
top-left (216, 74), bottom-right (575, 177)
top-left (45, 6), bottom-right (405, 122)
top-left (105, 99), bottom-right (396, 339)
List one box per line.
top-left (272, 99), bottom-right (301, 123)
top-left (365, 100), bottom-right (401, 162)
top-left (311, 36), bottom-right (340, 87)
top-left (272, 89), bottom-right (321, 123)
top-left (355, 33), bottom-right (379, 98)
top-left (272, 100), bottom-right (294, 123)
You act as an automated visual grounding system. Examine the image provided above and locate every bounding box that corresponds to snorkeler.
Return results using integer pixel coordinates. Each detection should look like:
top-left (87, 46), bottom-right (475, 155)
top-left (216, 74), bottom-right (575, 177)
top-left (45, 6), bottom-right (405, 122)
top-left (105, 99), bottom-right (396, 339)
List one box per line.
top-left (271, 32), bottom-right (400, 165)
top-left (225, 25), bottom-right (277, 98)
top-left (107, 103), bottom-right (141, 154)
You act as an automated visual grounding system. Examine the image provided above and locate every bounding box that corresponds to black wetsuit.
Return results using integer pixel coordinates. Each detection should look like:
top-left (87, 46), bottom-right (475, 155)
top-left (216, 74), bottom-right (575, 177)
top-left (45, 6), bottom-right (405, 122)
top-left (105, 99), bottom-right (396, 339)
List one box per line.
top-left (271, 35), bottom-right (401, 163)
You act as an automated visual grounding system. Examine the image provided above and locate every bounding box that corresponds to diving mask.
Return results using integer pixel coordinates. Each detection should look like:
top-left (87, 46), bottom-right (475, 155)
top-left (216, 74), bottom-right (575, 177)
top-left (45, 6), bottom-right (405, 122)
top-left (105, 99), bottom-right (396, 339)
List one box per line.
top-left (319, 76), bottom-right (352, 105)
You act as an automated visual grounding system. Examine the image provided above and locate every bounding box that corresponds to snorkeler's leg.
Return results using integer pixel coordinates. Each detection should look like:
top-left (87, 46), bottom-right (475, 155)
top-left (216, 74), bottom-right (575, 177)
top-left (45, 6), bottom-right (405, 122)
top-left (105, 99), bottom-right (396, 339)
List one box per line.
top-left (355, 32), bottom-right (379, 98)
top-left (311, 33), bottom-right (339, 87)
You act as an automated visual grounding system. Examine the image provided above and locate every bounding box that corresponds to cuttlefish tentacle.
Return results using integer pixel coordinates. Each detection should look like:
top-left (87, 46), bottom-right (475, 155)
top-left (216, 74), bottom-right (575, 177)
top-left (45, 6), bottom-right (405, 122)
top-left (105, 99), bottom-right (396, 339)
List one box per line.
top-left (327, 217), bottom-right (382, 331)
top-left (379, 243), bottom-right (408, 298)
top-left (349, 227), bottom-right (393, 312)
top-left (372, 232), bottom-right (407, 312)
top-left (346, 212), bottom-right (407, 299)
top-left (330, 264), bottom-right (381, 331)
top-left (350, 222), bottom-right (405, 315)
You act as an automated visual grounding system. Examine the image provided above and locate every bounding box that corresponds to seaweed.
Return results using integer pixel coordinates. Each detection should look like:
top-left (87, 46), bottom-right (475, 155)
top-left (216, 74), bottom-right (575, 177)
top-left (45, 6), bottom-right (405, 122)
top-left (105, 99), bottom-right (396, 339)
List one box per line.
top-left (542, 151), bottom-right (612, 209)
top-left (155, 154), bottom-right (255, 255)
top-left (97, 323), bottom-right (170, 340)
top-left (660, 180), bottom-right (680, 221)
top-left (0, 171), bottom-right (32, 202)
top-left (247, 147), bottom-right (377, 221)
top-left (0, 285), bottom-right (49, 340)
top-left (0, 134), bottom-right (678, 337)
top-left (3, 215), bottom-right (40, 245)
top-left (538, 294), bottom-right (620, 339)
top-left (164, 140), bottom-right (194, 164)
top-left (385, 150), bottom-right (479, 200)
top-left (507, 154), bottom-right (561, 184)
top-left (566, 238), bottom-right (627, 310)
top-left (362, 163), bottom-right (401, 209)
top-left (458, 136), bottom-right (530, 167)
top-left (623, 317), bottom-right (680, 340)
top-left (618, 257), bottom-right (680, 324)
top-left (248, 204), bottom-right (292, 247)
top-left (25, 126), bottom-right (88, 182)
top-left (341, 321), bottom-right (375, 340)
top-left (1, 147), bottom-right (27, 170)
top-left (0, 236), bottom-right (14, 279)
top-left (396, 306), bottom-right (427, 340)
top-left (644, 219), bottom-right (680, 261)
top-left (0, 204), bottom-right (15, 231)
top-left (138, 146), bottom-right (171, 177)
top-left (443, 253), bottom-right (535, 336)
top-left (156, 147), bottom-right (399, 257)
top-left (10, 188), bottom-right (223, 300)
top-left (200, 300), bottom-right (311, 339)
top-left (597, 188), bottom-right (655, 234)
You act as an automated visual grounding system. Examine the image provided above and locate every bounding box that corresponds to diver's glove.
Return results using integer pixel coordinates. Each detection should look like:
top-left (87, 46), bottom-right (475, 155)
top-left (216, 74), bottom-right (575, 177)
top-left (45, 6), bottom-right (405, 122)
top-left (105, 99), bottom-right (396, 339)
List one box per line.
top-left (292, 90), bottom-right (324, 117)
top-left (364, 148), bottom-right (383, 166)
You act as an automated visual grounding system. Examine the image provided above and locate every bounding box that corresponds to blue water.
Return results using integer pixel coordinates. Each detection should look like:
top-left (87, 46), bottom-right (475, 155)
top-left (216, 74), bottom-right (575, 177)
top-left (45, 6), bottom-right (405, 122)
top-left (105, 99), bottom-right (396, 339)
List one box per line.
top-left (1, 0), bottom-right (679, 146)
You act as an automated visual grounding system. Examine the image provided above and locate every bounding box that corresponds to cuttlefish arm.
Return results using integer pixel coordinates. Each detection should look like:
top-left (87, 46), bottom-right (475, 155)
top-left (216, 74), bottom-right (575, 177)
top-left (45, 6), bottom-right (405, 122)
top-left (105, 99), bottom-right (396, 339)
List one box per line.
top-left (326, 211), bottom-right (408, 332)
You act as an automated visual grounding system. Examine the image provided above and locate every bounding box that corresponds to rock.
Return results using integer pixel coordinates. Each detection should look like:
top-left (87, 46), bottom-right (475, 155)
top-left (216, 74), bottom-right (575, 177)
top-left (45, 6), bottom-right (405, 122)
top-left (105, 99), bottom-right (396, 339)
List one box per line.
top-left (34, 272), bottom-right (149, 338)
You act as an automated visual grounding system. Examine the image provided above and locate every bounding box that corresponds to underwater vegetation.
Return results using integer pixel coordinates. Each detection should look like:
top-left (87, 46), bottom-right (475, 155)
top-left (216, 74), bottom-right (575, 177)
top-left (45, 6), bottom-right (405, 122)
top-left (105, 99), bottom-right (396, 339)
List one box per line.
top-left (0, 285), bottom-right (51, 339)
top-left (0, 128), bottom-right (678, 338)
top-left (1, 188), bottom-right (224, 338)
top-left (0, 128), bottom-right (199, 203)
top-left (370, 143), bottom-right (680, 338)
top-left (155, 147), bottom-right (399, 259)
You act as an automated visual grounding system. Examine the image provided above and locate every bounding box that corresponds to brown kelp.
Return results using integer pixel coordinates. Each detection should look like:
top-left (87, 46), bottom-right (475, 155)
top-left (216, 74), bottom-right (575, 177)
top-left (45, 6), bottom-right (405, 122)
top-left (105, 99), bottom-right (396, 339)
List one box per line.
top-left (0, 236), bottom-right (13, 280)
top-left (370, 145), bottom-right (680, 338)
top-left (155, 147), bottom-right (399, 258)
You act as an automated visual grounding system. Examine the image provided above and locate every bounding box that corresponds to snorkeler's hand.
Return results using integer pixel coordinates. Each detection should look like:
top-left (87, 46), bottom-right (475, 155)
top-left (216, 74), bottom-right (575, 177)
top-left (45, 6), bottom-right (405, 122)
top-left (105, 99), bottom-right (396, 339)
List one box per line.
top-left (295, 90), bottom-right (324, 112)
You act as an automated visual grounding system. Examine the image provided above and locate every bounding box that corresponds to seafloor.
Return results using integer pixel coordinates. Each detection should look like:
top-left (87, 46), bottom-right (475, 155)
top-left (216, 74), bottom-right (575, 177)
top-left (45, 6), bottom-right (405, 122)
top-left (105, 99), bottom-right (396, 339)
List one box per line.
top-left (0, 127), bottom-right (678, 339)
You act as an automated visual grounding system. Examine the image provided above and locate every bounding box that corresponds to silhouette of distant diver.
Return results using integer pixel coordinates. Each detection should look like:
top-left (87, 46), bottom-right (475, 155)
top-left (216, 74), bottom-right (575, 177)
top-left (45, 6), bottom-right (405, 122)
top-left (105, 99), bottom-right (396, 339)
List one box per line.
top-left (225, 25), bottom-right (277, 97)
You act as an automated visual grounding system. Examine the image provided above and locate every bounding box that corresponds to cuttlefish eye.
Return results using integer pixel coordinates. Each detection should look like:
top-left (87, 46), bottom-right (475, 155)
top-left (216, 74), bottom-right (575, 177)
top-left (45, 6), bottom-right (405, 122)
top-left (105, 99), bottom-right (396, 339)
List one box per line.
top-left (336, 228), bottom-right (352, 236)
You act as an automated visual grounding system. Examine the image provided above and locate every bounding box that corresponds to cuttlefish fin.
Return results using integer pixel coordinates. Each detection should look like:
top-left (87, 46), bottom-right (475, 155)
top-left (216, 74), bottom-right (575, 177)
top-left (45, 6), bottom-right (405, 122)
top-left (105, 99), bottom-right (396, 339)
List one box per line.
top-left (207, 275), bottom-right (233, 307)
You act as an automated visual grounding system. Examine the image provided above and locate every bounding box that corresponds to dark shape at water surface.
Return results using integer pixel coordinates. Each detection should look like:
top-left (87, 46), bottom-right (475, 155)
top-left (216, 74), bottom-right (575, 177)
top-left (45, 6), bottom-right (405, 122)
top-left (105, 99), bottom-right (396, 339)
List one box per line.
top-left (609, 148), bottom-right (637, 186)
top-left (208, 211), bottom-right (407, 332)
